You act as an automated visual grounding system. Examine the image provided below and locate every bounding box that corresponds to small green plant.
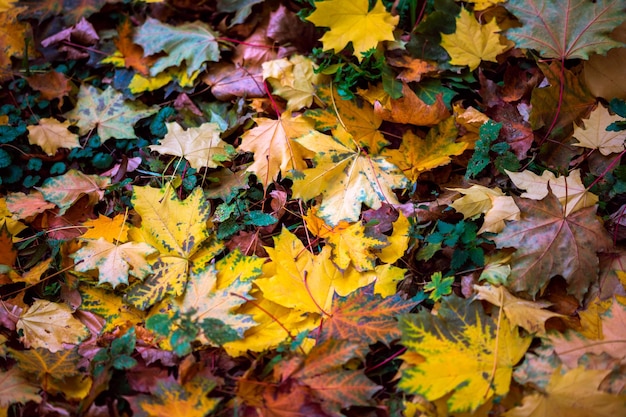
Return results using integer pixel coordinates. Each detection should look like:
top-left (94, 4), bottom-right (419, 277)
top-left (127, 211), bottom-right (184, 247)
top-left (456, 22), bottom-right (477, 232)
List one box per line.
top-left (418, 219), bottom-right (486, 272)
top-left (92, 328), bottom-right (138, 377)
top-left (466, 120), bottom-right (519, 179)
top-left (423, 271), bottom-right (454, 301)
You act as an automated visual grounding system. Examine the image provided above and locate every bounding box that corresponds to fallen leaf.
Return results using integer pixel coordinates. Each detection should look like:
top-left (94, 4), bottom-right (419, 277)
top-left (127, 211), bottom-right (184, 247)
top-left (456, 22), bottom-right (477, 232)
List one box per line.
top-left (135, 17), bottom-right (221, 78)
top-left (64, 84), bottom-right (158, 141)
top-left (374, 83), bottom-right (450, 126)
top-left (473, 284), bottom-right (563, 334)
top-left (494, 191), bottom-right (612, 300)
top-left (450, 185), bottom-right (520, 234)
top-left (504, 367), bottom-right (626, 417)
top-left (17, 300), bottom-right (89, 352)
top-left (572, 104), bottom-right (626, 155)
top-left (399, 296), bottom-right (531, 413)
top-left (35, 169), bottom-right (109, 215)
top-left (239, 113), bottom-right (315, 187)
top-left (27, 118), bottom-right (80, 156)
top-left (306, 0), bottom-right (398, 61)
top-left (72, 238), bottom-right (157, 288)
top-left (0, 368), bottom-right (41, 407)
top-left (440, 7), bottom-right (508, 70)
top-left (149, 122), bottom-right (233, 169)
top-left (506, 0), bottom-right (626, 60)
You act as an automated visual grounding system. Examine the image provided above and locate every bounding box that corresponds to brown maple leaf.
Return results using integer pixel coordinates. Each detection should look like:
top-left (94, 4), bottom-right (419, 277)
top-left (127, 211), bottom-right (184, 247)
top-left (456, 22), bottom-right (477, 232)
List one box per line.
top-left (494, 191), bottom-right (612, 300)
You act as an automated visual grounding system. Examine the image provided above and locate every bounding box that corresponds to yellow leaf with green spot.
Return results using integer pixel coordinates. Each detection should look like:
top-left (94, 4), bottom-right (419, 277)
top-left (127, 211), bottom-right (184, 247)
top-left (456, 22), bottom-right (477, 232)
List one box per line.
top-left (216, 249), bottom-right (265, 288)
top-left (79, 284), bottom-right (145, 333)
top-left (125, 186), bottom-right (223, 310)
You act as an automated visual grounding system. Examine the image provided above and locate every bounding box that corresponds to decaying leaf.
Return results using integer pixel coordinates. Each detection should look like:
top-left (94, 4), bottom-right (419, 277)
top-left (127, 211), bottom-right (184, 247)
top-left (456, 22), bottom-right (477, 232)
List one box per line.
top-left (17, 300), bottom-right (89, 352)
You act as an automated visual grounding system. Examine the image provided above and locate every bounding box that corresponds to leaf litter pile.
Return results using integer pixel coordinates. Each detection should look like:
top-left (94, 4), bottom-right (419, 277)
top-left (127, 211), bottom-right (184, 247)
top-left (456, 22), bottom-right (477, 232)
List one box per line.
top-left (1, 0), bottom-right (626, 415)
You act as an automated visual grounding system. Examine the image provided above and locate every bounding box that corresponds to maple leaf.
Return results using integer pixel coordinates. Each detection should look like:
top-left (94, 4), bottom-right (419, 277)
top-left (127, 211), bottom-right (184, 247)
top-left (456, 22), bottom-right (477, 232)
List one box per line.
top-left (10, 348), bottom-right (82, 391)
top-left (27, 118), bottom-right (80, 156)
top-left (63, 84), bottom-right (158, 141)
top-left (372, 83), bottom-right (450, 127)
top-left (505, 169), bottom-right (598, 217)
top-left (504, 367), bottom-right (626, 417)
top-left (35, 169), bottom-right (110, 215)
top-left (326, 221), bottom-right (388, 271)
top-left (378, 211), bottom-right (411, 264)
top-left (0, 368), bottom-right (41, 407)
top-left (450, 184), bottom-right (520, 234)
top-left (494, 192), bottom-right (613, 300)
top-left (306, 0), bottom-right (398, 62)
top-left (547, 298), bottom-right (626, 368)
top-left (530, 61), bottom-right (596, 132)
top-left (319, 284), bottom-right (416, 345)
top-left (506, 0), bottom-right (626, 60)
top-left (26, 71), bottom-right (72, 107)
top-left (129, 376), bottom-right (219, 417)
top-left (149, 122), bottom-right (233, 170)
top-left (101, 19), bottom-right (154, 76)
top-left (583, 21), bottom-right (626, 100)
top-left (399, 296), bottom-right (531, 413)
top-left (292, 128), bottom-right (408, 226)
top-left (17, 300), bottom-right (89, 352)
top-left (263, 55), bottom-right (329, 111)
top-left (125, 186), bottom-right (223, 309)
top-left (215, 249), bottom-right (265, 288)
top-left (440, 7), bottom-right (508, 70)
top-left (79, 284), bottom-right (145, 333)
top-left (572, 104), bottom-right (626, 155)
top-left (134, 17), bottom-right (221, 78)
top-left (80, 213), bottom-right (128, 242)
top-left (175, 264), bottom-right (256, 346)
top-left (285, 339), bottom-right (381, 414)
top-left (238, 113), bottom-right (315, 187)
top-left (382, 117), bottom-right (466, 182)
top-left (306, 85), bottom-right (389, 153)
top-left (72, 238), bottom-right (157, 288)
top-left (473, 284), bottom-right (563, 334)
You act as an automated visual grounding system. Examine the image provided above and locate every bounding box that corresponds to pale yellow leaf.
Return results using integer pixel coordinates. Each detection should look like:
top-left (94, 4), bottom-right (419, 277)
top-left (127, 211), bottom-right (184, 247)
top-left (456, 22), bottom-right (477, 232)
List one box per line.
top-left (378, 212), bottom-right (410, 264)
top-left (572, 105), bottom-right (626, 155)
top-left (506, 169), bottom-right (598, 216)
top-left (473, 284), bottom-right (563, 334)
top-left (17, 300), bottom-right (89, 352)
top-left (239, 113), bottom-right (315, 187)
top-left (27, 118), bottom-right (80, 156)
top-left (72, 238), bottom-right (157, 288)
top-left (149, 122), bottom-right (232, 169)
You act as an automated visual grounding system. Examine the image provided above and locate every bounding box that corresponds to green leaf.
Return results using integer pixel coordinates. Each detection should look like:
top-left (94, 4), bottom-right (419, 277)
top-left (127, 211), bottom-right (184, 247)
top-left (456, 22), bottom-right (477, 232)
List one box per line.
top-left (135, 17), bottom-right (221, 78)
top-left (506, 0), bottom-right (626, 60)
top-left (424, 272), bottom-right (454, 301)
top-left (63, 85), bottom-right (158, 141)
top-left (244, 211), bottom-right (277, 227)
top-left (466, 120), bottom-right (502, 179)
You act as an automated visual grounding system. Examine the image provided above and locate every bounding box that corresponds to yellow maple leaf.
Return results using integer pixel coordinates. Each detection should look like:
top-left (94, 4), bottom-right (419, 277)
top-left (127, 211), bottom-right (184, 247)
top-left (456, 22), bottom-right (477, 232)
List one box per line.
top-left (293, 128), bottom-right (407, 226)
top-left (126, 186), bottom-right (223, 309)
top-left (449, 184), bottom-right (520, 234)
top-left (17, 300), bottom-right (89, 352)
top-left (382, 117), bottom-right (467, 182)
top-left (505, 169), bottom-right (598, 216)
top-left (572, 104), bottom-right (626, 155)
top-left (473, 284), bottom-right (563, 334)
top-left (263, 55), bottom-right (329, 111)
top-left (400, 296), bottom-right (531, 413)
top-left (81, 214), bottom-right (128, 242)
top-left (378, 212), bottom-right (410, 264)
top-left (306, 85), bottom-right (388, 153)
top-left (149, 122), bottom-right (233, 169)
top-left (27, 118), bottom-right (80, 156)
top-left (304, 207), bottom-right (388, 271)
top-left (239, 112), bottom-right (315, 187)
top-left (72, 238), bottom-right (157, 288)
top-left (441, 7), bottom-right (508, 70)
top-left (79, 284), bottom-right (145, 333)
top-left (504, 367), bottom-right (625, 417)
top-left (306, 0), bottom-right (398, 62)
top-left (133, 377), bottom-right (219, 417)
